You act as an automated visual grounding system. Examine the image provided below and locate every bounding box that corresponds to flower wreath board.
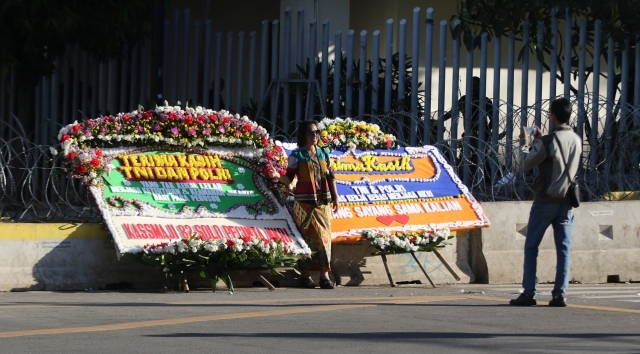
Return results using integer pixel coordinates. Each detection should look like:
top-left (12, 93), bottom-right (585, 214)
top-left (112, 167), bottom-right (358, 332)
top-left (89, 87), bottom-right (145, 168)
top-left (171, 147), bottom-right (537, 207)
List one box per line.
top-left (54, 106), bottom-right (310, 292)
top-left (281, 118), bottom-right (490, 242)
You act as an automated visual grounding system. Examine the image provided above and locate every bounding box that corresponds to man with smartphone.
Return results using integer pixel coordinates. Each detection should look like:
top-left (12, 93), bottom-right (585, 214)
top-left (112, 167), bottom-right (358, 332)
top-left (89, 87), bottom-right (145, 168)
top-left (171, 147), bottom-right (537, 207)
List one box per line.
top-left (510, 98), bottom-right (582, 307)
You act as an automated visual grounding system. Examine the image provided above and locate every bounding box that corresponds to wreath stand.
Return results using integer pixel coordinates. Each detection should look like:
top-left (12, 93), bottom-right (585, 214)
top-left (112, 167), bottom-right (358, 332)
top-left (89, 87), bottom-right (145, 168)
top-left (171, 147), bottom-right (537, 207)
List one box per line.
top-left (372, 248), bottom-right (461, 288)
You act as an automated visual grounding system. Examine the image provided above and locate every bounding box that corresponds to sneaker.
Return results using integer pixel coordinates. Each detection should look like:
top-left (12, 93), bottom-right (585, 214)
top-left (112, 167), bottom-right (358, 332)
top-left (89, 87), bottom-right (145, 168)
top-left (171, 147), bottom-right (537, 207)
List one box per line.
top-left (509, 293), bottom-right (537, 306)
top-left (548, 296), bottom-right (567, 307)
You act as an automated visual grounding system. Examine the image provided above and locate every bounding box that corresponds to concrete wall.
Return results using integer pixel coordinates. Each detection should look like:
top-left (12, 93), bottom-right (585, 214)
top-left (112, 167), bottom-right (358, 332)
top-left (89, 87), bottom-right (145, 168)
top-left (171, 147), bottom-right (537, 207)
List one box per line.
top-left (475, 201), bottom-right (640, 284)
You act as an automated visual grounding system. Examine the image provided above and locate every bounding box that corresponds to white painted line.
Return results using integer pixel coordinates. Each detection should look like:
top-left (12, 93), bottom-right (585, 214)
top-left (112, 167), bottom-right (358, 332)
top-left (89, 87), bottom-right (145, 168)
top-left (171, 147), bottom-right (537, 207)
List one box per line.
top-left (581, 295), bottom-right (640, 299)
top-left (617, 300), bottom-right (640, 303)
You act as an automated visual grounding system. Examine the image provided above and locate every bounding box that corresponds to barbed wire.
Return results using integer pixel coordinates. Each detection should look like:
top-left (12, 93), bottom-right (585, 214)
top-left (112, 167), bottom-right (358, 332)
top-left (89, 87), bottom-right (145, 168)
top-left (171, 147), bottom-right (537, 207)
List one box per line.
top-left (2, 94), bottom-right (639, 222)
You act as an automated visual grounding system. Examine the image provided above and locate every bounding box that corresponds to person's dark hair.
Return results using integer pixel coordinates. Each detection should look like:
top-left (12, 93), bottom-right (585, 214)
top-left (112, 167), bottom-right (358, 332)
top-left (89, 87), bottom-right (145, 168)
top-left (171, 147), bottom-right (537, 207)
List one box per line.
top-left (297, 120), bottom-right (319, 147)
top-left (550, 98), bottom-right (572, 124)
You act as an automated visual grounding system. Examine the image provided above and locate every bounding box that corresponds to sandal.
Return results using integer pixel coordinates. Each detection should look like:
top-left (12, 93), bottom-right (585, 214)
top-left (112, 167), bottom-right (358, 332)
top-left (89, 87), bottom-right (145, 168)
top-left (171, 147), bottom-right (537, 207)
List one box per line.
top-left (302, 277), bottom-right (316, 289)
top-left (319, 278), bottom-right (335, 289)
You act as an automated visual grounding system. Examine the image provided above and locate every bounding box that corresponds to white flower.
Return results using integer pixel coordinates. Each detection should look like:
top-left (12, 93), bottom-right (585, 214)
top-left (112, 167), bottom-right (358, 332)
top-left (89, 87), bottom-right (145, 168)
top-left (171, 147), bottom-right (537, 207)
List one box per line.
top-left (237, 184), bottom-right (244, 190)
top-left (238, 167), bottom-right (245, 174)
top-left (177, 242), bottom-right (188, 253)
top-left (168, 204), bottom-right (176, 210)
top-left (89, 172), bottom-right (97, 179)
top-left (163, 267), bottom-right (170, 273)
top-left (49, 147), bottom-right (58, 156)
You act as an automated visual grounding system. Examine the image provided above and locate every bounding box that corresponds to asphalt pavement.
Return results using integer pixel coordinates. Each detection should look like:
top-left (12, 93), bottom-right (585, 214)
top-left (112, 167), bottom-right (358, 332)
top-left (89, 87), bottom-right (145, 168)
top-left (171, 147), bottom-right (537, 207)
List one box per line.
top-left (1, 283), bottom-right (639, 354)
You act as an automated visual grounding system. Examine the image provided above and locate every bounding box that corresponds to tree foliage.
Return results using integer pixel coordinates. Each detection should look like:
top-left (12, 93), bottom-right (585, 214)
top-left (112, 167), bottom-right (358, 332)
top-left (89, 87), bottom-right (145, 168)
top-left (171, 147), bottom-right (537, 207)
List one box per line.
top-left (0, 0), bottom-right (153, 78)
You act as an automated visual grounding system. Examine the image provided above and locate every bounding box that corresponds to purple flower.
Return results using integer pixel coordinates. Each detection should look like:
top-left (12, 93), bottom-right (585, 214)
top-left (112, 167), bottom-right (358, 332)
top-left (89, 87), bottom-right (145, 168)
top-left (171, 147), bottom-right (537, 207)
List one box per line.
top-left (203, 128), bottom-right (211, 136)
top-left (84, 130), bottom-right (92, 138)
top-left (218, 126), bottom-right (226, 134)
top-left (100, 127), bottom-right (106, 134)
top-left (153, 124), bottom-right (162, 131)
top-left (170, 127), bottom-right (179, 136)
top-left (136, 125), bottom-right (144, 133)
top-left (234, 129), bottom-right (241, 136)
top-left (188, 128), bottom-right (197, 136)
top-left (115, 125), bottom-right (122, 132)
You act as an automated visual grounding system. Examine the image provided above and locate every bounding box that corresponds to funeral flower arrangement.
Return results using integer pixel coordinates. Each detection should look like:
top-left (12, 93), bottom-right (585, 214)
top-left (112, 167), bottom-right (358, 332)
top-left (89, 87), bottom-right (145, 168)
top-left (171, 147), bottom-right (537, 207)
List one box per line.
top-left (137, 234), bottom-right (311, 292)
top-left (53, 105), bottom-right (287, 185)
top-left (363, 228), bottom-right (453, 253)
top-left (316, 117), bottom-right (397, 151)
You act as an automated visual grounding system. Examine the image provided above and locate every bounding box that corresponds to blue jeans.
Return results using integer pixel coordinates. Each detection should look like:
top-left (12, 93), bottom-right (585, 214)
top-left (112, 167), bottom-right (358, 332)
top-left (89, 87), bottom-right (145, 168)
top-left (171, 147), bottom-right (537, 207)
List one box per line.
top-left (522, 201), bottom-right (574, 297)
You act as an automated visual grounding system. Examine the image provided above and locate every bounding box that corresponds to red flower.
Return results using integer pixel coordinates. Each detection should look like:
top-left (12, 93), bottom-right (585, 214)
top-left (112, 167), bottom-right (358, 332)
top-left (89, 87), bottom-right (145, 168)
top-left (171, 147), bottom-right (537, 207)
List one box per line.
top-left (122, 114), bottom-right (131, 122)
top-left (274, 145), bottom-right (283, 153)
top-left (143, 111), bottom-right (153, 119)
top-left (263, 165), bottom-right (273, 176)
top-left (66, 152), bottom-right (77, 160)
top-left (105, 116), bottom-right (114, 123)
top-left (60, 134), bottom-right (70, 142)
top-left (242, 235), bottom-right (251, 243)
top-left (71, 125), bottom-right (81, 133)
top-left (76, 164), bottom-right (87, 174)
top-left (223, 116), bottom-right (231, 124)
top-left (94, 149), bottom-right (103, 157)
top-left (184, 115), bottom-right (193, 124)
top-left (243, 123), bottom-right (252, 132)
top-left (265, 152), bottom-right (274, 160)
top-left (169, 112), bottom-right (177, 120)
top-left (90, 158), bottom-right (100, 167)
top-left (385, 139), bottom-right (393, 147)
top-left (209, 114), bottom-right (218, 123)
top-left (197, 115), bottom-right (205, 124)
top-left (261, 137), bottom-right (269, 146)
top-left (226, 239), bottom-right (235, 247)
top-left (279, 169), bottom-right (287, 176)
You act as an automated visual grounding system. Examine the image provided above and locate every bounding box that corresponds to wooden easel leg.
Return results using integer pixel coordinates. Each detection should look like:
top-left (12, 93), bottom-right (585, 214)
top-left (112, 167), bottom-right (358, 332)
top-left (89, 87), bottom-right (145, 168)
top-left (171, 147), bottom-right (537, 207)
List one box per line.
top-left (183, 274), bottom-right (190, 293)
top-left (411, 252), bottom-right (436, 288)
top-left (433, 249), bottom-right (461, 281)
top-left (380, 253), bottom-right (395, 287)
top-left (257, 274), bottom-right (276, 292)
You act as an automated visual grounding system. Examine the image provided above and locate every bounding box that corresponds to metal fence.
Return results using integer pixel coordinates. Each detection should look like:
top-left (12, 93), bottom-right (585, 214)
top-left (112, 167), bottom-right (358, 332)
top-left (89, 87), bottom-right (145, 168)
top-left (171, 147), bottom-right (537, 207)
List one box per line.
top-left (1, 6), bottom-right (640, 222)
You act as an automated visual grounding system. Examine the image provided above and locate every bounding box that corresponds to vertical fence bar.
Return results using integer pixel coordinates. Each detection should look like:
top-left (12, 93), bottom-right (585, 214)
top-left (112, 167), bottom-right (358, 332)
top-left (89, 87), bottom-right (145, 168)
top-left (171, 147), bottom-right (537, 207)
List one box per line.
top-left (358, 30), bottom-right (367, 117)
top-left (8, 69), bottom-right (15, 119)
top-left (604, 37), bottom-right (615, 175)
top-left (397, 19), bottom-right (407, 143)
top-left (384, 19), bottom-right (394, 114)
top-left (51, 60), bottom-right (60, 127)
top-left (129, 45), bottom-right (139, 110)
top-left (119, 46), bottom-right (129, 112)
top-left (478, 32), bottom-right (488, 181)
top-left (139, 42), bottom-right (149, 108)
top-left (61, 46), bottom-right (71, 124)
top-left (549, 8), bottom-right (558, 102)
top-left (191, 21), bottom-right (201, 105)
top-left (214, 32), bottom-right (222, 110)
top-left (99, 62), bottom-right (107, 114)
top-left (506, 32), bottom-right (515, 171)
top-left (520, 20), bottom-right (530, 128)
top-left (171, 9), bottom-right (180, 102)
top-left (564, 8), bottom-right (572, 98)
top-left (202, 20), bottom-right (212, 108)
top-left (307, 20), bottom-right (317, 120)
top-left (224, 32), bottom-right (234, 112)
top-left (371, 31), bottom-right (380, 118)
top-left (462, 35), bottom-right (474, 185)
top-left (334, 31), bottom-right (343, 118)
top-left (577, 20), bottom-right (587, 140)
top-left (259, 20), bottom-right (269, 106)
top-left (618, 36), bottom-right (630, 184)
top-left (91, 62), bottom-right (99, 117)
top-left (108, 59), bottom-right (118, 114)
top-left (248, 31), bottom-right (257, 109)
top-left (163, 20), bottom-right (170, 102)
top-left (590, 20), bottom-right (602, 174)
top-left (534, 22), bottom-right (544, 128)
top-left (181, 9), bottom-right (190, 105)
top-left (409, 7), bottom-right (420, 146)
top-left (439, 20), bottom-right (450, 148)
top-left (81, 51), bottom-right (89, 117)
top-left (345, 30), bottom-right (354, 117)
top-left (296, 8), bottom-right (305, 123)
top-left (321, 19), bottom-right (330, 116)
top-left (1, 72), bottom-right (6, 126)
top-left (634, 35), bottom-right (640, 170)
top-left (283, 9), bottom-right (292, 128)
top-left (423, 8), bottom-right (434, 145)
top-left (270, 20), bottom-right (279, 131)
top-left (71, 44), bottom-right (80, 121)
top-left (236, 32), bottom-right (245, 114)
top-left (491, 36), bottom-right (501, 180)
